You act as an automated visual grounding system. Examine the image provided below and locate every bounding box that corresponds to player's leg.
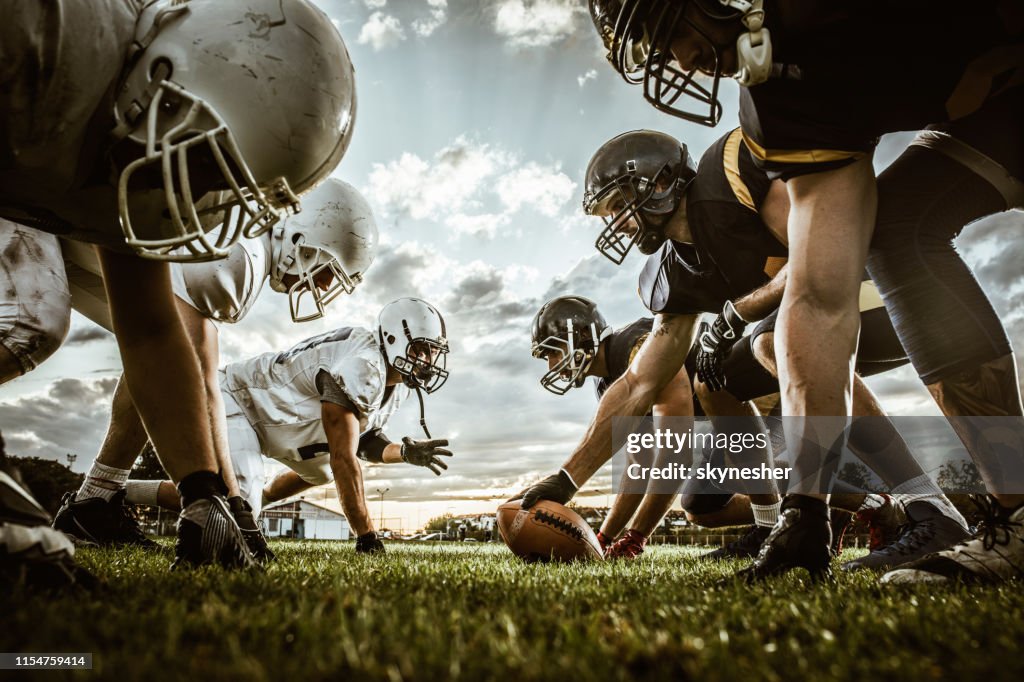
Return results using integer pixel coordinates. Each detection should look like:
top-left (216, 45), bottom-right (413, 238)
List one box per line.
top-left (174, 299), bottom-right (241, 499)
top-left (868, 94), bottom-right (1024, 583)
top-left (96, 247), bottom-right (254, 569)
top-left (220, 391), bottom-right (274, 563)
top-left (52, 376), bottom-right (158, 547)
top-left (0, 220), bottom-right (71, 384)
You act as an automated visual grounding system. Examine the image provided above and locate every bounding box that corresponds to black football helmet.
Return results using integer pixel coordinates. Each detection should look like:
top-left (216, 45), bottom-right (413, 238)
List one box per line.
top-left (583, 129), bottom-right (696, 264)
top-left (588, 0), bottom-right (771, 127)
top-left (531, 296), bottom-right (611, 395)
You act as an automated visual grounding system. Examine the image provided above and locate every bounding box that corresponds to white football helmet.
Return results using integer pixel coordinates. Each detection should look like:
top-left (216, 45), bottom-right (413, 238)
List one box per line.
top-left (112, 0), bottom-right (357, 262)
top-left (269, 178), bottom-right (378, 322)
top-left (377, 298), bottom-right (449, 393)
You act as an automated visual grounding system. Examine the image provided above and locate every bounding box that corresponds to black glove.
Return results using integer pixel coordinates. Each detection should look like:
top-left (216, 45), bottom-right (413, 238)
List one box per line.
top-left (400, 437), bottom-right (452, 476)
top-left (511, 469), bottom-right (579, 509)
top-left (355, 531), bottom-right (385, 555)
top-left (696, 301), bottom-right (747, 392)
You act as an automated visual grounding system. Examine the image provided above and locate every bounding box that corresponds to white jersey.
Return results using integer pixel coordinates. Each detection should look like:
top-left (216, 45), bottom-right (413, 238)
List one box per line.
top-left (171, 232), bottom-right (271, 324)
top-left (221, 327), bottom-right (408, 466)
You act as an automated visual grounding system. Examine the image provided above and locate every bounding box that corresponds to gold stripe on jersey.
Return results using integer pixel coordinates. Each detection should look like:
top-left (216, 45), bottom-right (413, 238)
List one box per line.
top-left (723, 128), bottom-right (757, 212)
top-left (741, 131), bottom-right (866, 165)
top-left (763, 256), bottom-right (787, 278)
top-left (858, 281), bottom-right (885, 312)
top-left (628, 333), bottom-right (651, 367)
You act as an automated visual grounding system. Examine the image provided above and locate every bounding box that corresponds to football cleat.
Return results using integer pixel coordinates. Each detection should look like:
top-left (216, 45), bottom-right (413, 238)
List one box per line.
top-left (857, 493), bottom-right (904, 551)
top-left (227, 496), bottom-right (275, 564)
top-left (700, 524), bottom-right (771, 562)
top-left (881, 497), bottom-right (1024, 584)
top-left (843, 500), bottom-right (969, 572)
top-left (606, 529), bottom-right (647, 560)
top-left (172, 495), bottom-right (258, 570)
top-left (52, 490), bottom-right (157, 549)
top-left (830, 509), bottom-right (854, 557)
top-left (733, 496), bottom-right (834, 583)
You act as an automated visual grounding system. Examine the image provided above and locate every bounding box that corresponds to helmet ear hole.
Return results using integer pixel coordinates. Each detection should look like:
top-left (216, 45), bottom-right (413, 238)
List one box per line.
top-left (386, 333), bottom-right (396, 345)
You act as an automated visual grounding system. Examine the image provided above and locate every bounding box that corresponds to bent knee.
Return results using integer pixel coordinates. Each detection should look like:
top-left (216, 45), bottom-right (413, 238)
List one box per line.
top-left (752, 333), bottom-right (777, 374)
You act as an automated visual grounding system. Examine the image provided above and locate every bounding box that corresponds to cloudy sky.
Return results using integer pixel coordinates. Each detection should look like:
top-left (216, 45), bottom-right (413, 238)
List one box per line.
top-left (1, 0), bottom-right (1022, 529)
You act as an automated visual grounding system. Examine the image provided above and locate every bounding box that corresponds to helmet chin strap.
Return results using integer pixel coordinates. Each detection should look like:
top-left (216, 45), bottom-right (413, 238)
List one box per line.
top-left (413, 384), bottom-right (432, 439)
top-left (724, 0), bottom-right (772, 86)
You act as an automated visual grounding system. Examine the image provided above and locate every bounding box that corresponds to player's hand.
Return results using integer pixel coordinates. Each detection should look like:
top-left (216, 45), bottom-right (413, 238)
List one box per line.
top-left (400, 436), bottom-right (452, 476)
top-left (355, 530), bottom-right (385, 555)
top-left (696, 301), bottom-right (747, 392)
top-left (606, 529), bottom-right (647, 560)
top-left (511, 469), bottom-right (578, 509)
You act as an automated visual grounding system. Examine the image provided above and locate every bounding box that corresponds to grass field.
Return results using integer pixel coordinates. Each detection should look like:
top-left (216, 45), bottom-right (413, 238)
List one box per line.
top-left (3, 541), bottom-right (1023, 681)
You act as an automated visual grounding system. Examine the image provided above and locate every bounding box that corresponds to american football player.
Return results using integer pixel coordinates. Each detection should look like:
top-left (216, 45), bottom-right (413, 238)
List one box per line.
top-left (588, 0), bottom-right (1024, 584)
top-left (0, 0), bottom-right (357, 568)
top-left (520, 129), bottom-right (969, 576)
top-left (52, 179), bottom-right (378, 562)
top-left (530, 296), bottom-right (685, 559)
top-left (127, 298), bottom-right (452, 555)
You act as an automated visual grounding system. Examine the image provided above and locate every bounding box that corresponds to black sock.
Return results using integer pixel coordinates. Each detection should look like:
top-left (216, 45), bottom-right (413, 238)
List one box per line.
top-left (177, 471), bottom-right (227, 508)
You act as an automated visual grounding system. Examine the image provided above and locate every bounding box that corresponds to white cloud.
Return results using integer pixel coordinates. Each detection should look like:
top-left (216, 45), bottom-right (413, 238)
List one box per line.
top-left (445, 213), bottom-right (511, 239)
top-left (493, 0), bottom-right (584, 48)
top-left (495, 162), bottom-right (576, 217)
top-left (363, 0), bottom-right (387, 8)
top-left (357, 12), bottom-right (406, 51)
top-left (577, 69), bottom-right (598, 87)
top-left (366, 137), bottom-right (516, 222)
top-left (412, 0), bottom-right (448, 37)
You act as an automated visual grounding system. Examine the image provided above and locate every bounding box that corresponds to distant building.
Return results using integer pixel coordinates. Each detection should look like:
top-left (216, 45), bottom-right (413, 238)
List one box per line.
top-left (261, 499), bottom-right (351, 540)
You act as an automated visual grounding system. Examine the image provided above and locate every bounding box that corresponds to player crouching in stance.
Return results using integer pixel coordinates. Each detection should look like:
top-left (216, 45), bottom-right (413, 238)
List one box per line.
top-left (531, 296), bottom-right (687, 559)
top-left (53, 178), bottom-right (378, 564)
top-left (126, 299), bottom-right (453, 556)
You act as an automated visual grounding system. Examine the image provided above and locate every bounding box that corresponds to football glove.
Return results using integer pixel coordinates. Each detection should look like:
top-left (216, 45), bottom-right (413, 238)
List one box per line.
top-left (355, 530), bottom-right (385, 555)
top-left (512, 469), bottom-right (579, 509)
top-left (400, 437), bottom-right (452, 476)
top-left (696, 300), bottom-right (747, 392)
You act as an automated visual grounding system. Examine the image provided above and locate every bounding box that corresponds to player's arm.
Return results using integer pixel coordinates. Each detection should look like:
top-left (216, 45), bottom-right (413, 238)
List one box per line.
top-left (696, 266), bottom-right (787, 392)
top-left (520, 313), bottom-right (699, 507)
top-left (357, 429), bottom-right (452, 474)
top-left (733, 264), bottom-right (787, 323)
top-left (263, 469), bottom-right (315, 505)
top-left (323, 402), bottom-right (374, 536)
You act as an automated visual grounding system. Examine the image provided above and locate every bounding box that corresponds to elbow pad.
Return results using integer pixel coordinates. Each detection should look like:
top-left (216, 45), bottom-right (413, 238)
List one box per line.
top-left (357, 429), bottom-right (391, 463)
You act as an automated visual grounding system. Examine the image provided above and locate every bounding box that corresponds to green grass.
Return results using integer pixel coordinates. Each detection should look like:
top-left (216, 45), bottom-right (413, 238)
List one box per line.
top-left (3, 542), bottom-right (1023, 681)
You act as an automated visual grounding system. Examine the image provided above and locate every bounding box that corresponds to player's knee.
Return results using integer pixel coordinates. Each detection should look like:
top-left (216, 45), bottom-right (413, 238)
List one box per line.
top-left (751, 333), bottom-right (778, 375)
top-left (680, 492), bottom-right (733, 517)
top-left (300, 470), bottom-right (332, 486)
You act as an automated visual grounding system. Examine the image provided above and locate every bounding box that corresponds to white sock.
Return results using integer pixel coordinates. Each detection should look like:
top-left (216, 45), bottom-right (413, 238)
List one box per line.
top-left (893, 475), bottom-right (968, 530)
top-left (125, 480), bottom-right (164, 507)
top-left (78, 462), bottom-right (130, 502)
top-left (751, 501), bottom-right (781, 528)
top-left (857, 493), bottom-right (888, 512)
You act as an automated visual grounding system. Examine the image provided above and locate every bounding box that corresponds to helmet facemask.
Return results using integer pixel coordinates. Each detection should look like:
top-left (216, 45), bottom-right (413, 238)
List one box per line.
top-left (585, 163), bottom-right (682, 265)
top-left (391, 337), bottom-right (450, 394)
top-left (116, 79), bottom-right (298, 262)
top-left (283, 241), bottom-right (362, 323)
top-left (532, 318), bottom-right (602, 395)
top-left (600, 0), bottom-right (743, 127)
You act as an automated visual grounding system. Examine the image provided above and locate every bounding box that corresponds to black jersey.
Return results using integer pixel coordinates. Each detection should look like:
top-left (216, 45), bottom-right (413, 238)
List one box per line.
top-left (595, 317), bottom-right (653, 398)
top-left (739, 1), bottom-right (1023, 179)
top-left (639, 129), bottom-right (787, 316)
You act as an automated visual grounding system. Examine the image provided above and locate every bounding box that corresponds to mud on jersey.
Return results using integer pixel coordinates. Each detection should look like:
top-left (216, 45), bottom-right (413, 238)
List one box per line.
top-left (0, 0), bottom-right (143, 245)
top-left (738, 1), bottom-right (1023, 179)
top-left (221, 327), bottom-right (407, 465)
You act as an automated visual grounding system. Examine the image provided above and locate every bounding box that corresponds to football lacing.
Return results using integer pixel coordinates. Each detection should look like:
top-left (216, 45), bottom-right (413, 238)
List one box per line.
top-left (534, 510), bottom-right (584, 541)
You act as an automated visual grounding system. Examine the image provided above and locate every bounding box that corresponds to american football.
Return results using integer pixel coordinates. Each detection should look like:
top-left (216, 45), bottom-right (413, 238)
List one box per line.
top-left (497, 500), bottom-right (603, 563)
